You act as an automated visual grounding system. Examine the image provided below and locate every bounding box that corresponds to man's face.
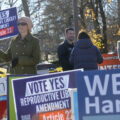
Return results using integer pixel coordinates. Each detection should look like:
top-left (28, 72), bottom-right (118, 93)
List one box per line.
top-left (65, 30), bottom-right (74, 43)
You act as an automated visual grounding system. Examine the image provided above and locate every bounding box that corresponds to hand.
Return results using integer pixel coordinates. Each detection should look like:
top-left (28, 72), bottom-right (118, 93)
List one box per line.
top-left (12, 58), bottom-right (18, 68)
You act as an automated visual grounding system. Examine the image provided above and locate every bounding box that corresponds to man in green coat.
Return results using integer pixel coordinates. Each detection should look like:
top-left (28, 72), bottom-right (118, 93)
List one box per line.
top-left (0, 17), bottom-right (40, 74)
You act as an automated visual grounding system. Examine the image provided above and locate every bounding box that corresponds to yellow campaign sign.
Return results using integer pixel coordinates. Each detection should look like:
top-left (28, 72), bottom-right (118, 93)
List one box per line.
top-left (0, 67), bottom-right (7, 77)
top-left (117, 28), bottom-right (120, 35)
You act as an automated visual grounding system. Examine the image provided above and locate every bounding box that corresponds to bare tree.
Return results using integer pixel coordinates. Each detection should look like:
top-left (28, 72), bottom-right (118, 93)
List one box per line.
top-left (118, 0), bottom-right (120, 26)
top-left (98, 0), bottom-right (108, 53)
top-left (21, 0), bottom-right (30, 17)
top-left (4, 0), bottom-right (18, 7)
top-left (78, 0), bottom-right (88, 29)
top-left (36, 0), bottom-right (73, 61)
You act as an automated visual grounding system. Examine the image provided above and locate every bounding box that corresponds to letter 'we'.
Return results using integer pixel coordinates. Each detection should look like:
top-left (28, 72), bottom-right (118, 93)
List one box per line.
top-left (84, 74), bottom-right (110, 96)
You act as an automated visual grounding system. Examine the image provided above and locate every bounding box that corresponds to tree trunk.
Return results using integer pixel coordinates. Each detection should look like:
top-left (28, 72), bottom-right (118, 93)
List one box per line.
top-left (21, 0), bottom-right (30, 17)
top-left (117, 0), bottom-right (120, 40)
top-left (98, 0), bottom-right (108, 53)
top-left (118, 0), bottom-right (120, 25)
top-left (78, 0), bottom-right (86, 29)
top-left (73, 0), bottom-right (79, 41)
top-left (88, 1), bottom-right (101, 34)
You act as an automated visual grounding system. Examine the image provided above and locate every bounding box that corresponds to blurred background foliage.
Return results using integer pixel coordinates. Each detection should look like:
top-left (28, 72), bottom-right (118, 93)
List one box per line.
top-left (0, 0), bottom-right (119, 64)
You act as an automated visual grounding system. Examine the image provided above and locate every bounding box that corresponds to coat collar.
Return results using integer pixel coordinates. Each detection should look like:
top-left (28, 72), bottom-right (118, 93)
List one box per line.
top-left (64, 40), bottom-right (74, 47)
top-left (16, 32), bottom-right (33, 42)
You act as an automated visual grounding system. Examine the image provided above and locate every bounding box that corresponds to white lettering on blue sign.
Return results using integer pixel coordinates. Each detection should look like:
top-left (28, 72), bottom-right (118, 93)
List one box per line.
top-left (84, 73), bottom-right (120, 96)
top-left (0, 10), bottom-right (9, 19)
top-left (3, 16), bottom-right (17, 23)
top-left (20, 90), bottom-right (70, 107)
top-left (0, 23), bottom-right (9, 29)
top-left (36, 99), bottom-right (70, 113)
top-left (84, 74), bottom-right (109, 96)
top-left (83, 73), bottom-right (120, 114)
top-left (25, 75), bottom-right (69, 96)
top-left (85, 97), bottom-right (120, 114)
top-left (112, 73), bottom-right (120, 95)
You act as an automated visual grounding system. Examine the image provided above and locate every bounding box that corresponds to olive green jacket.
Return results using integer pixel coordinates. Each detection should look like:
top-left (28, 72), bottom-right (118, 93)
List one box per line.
top-left (0, 33), bottom-right (40, 74)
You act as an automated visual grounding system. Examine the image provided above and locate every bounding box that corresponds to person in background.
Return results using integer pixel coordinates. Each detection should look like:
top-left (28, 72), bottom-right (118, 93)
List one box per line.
top-left (69, 30), bottom-right (103, 71)
top-left (0, 17), bottom-right (40, 74)
top-left (57, 27), bottom-right (75, 71)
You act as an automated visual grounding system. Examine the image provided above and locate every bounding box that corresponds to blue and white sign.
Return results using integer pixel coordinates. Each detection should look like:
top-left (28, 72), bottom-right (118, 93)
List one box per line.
top-left (76, 69), bottom-right (120, 120)
top-left (11, 70), bottom-right (79, 120)
top-left (0, 7), bottom-right (18, 40)
top-left (0, 77), bottom-right (7, 96)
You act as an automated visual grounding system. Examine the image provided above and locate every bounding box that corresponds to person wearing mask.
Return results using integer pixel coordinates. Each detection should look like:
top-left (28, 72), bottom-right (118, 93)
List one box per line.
top-left (69, 31), bottom-right (103, 70)
top-left (0, 17), bottom-right (40, 74)
top-left (57, 27), bottom-right (75, 71)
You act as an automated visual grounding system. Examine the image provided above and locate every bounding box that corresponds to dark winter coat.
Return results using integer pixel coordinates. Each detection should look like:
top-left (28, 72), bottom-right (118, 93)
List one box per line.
top-left (58, 40), bottom-right (74, 71)
top-left (69, 38), bottom-right (103, 70)
top-left (0, 33), bottom-right (40, 74)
